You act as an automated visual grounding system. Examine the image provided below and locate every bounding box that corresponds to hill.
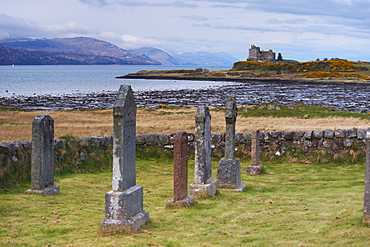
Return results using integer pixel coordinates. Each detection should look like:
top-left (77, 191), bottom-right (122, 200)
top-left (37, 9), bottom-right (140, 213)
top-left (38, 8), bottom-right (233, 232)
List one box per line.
top-left (131, 47), bottom-right (238, 67)
top-left (0, 45), bottom-right (79, 65)
top-left (131, 47), bottom-right (179, 66)
top-left (173, 51), bottom-right (238, 67)
top-left (0, 37), bottom-right (161, 65)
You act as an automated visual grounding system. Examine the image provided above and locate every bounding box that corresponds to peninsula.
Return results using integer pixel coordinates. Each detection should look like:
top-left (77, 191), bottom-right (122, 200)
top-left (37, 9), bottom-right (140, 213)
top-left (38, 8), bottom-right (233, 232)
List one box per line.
top-left (118, 59), bottom-right (370, 83)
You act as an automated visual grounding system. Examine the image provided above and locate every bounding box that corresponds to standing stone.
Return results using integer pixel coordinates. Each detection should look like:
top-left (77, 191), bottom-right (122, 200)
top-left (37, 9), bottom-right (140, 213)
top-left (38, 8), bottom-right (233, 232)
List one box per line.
top-left (190, 106), bottom-right (218, 198)
top-left (168, 131), bottom-right (194, 207)
top-left (363, 128), bottom-right (370, 224)
top-left (217, 95), bottom-right (246, 191)
top-left (25, 114), bottom-right (60, 195)
top-left (246, 130), bottom-right (264, 175)
top-left (100, 85), bottom-right (149, 234)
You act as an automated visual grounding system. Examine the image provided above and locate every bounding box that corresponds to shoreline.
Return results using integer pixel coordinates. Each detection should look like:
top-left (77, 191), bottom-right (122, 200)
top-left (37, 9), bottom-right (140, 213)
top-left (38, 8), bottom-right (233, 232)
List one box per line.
top-left (118, 74), bottom-right (370, 86)
top-left (1, 77), bottom-right (370, 113)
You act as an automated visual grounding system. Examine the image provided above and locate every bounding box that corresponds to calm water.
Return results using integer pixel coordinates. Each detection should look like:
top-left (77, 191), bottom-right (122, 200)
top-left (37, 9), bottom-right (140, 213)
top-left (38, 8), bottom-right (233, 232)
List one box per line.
top-left (0, 65), bottom-right (229, 97)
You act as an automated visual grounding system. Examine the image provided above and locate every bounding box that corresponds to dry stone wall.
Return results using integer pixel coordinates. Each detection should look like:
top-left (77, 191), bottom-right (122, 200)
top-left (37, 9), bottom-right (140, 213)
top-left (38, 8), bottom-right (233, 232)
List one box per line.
top-left (0, 128), bottom-right (368, 185)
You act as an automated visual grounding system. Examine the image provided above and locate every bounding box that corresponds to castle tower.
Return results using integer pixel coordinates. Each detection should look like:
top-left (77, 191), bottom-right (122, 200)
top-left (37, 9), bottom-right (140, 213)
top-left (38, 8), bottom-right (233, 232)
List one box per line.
top-left (247, 45), bottom-right (275, 62)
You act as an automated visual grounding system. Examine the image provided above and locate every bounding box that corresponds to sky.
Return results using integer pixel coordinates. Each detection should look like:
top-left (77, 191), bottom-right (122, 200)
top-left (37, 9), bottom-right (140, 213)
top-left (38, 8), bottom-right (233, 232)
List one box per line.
top-left (1, 0), bottom-right (370, 62)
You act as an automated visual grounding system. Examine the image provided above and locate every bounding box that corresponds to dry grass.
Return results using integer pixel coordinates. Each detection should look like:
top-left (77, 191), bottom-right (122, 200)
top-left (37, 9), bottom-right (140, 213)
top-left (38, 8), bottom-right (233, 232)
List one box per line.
top-left (1, 107), bottom-right (370, 142)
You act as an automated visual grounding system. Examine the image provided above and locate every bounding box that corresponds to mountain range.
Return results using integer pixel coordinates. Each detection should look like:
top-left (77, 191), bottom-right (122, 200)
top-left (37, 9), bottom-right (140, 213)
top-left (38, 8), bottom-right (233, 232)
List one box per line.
top-left (0, 37), bottom-right (159, 65)
top-left (0, 37), bottom-right (238, 66)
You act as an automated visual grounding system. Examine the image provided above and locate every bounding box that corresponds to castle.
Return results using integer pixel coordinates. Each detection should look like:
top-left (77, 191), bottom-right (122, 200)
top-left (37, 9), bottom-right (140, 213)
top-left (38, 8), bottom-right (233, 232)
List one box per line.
top-left (247, 45), bottom-right (275, 62)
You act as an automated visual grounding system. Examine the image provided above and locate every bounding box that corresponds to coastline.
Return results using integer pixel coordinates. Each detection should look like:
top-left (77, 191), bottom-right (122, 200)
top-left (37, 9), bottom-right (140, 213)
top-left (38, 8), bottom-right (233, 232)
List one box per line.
top-left (1, 76), bottom-right (370, 113)
top-left (118, 74), bottom-right (370, 86)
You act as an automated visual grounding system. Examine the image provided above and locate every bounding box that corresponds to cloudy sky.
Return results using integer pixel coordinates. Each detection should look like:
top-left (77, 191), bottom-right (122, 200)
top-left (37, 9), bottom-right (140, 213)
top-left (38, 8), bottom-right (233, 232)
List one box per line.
top-left (1, 0), bottom-right (370, 62)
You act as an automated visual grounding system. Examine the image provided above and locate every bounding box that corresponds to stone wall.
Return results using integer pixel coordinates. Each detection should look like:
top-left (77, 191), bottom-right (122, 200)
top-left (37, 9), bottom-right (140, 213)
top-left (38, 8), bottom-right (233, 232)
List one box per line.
top-left (0, 128), bottom-right (368, 186)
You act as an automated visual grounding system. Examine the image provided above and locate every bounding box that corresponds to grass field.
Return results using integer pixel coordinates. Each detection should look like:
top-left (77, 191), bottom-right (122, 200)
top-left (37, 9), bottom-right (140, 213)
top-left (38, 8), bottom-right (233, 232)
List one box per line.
top-left (1, 157), bottom-right (370, 246)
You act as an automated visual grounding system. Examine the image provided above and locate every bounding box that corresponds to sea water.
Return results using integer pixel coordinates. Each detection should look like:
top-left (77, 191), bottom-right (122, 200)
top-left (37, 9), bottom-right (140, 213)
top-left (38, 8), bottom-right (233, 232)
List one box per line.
top-left (0, 65), bottom-right (230, 97)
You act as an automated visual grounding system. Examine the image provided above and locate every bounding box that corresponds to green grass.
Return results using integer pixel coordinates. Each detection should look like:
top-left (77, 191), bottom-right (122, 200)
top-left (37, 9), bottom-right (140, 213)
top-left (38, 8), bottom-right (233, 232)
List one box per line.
top-left (240, 103), bottom-right (369, 119)
top-left (0, 106), bottom-right (21, 112)
top-left (0, 122), bottom-right (28, 126)
top-left (1, 157), bottom-right (370, 246)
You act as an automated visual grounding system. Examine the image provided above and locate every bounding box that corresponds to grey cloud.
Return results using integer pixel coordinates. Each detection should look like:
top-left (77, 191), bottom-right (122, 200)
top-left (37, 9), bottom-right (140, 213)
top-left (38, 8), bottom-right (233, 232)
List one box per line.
top-left (200, 0), bottom-right (370, 20)
top-left (212, 23), bottom-right (285, 33)
top-left (78, 0), bottom-right (109, 6)
top-left (244, 0), bottom-right (370, 20)
top-left (267, 18), bottom-right (308, 25)
top-left (0, 14), bottom-right (48, 39)
top-left (0, 14), bottom-right (103, 41)
top-left (167, 1), bottom-right (198, 8)
top-left (181, 15), bottom-right (209, 21)
top-left (78, 0), bottom-right (198, 8)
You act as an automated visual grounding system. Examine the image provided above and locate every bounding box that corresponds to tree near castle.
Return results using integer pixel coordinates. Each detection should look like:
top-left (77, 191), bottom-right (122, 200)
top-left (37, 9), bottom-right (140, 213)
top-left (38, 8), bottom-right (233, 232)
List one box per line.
top-left (277, 53), bottom-right (283, 61)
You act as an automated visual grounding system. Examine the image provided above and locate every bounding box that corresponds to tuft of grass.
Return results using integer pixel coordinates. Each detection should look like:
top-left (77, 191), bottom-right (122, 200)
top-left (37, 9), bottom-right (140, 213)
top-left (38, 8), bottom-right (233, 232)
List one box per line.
top-left (0, 105), bottom-right (21, 112)
top-left (1, 159), bottom-right (370, 246)
top-left (59, 134), bottom-right (79, 141)
top-left (0, 122), bottom-right (27, 126)
top-left (240, 103), bottom-right (369, 119)
top-left (137, 145), bottom-right (173, 161)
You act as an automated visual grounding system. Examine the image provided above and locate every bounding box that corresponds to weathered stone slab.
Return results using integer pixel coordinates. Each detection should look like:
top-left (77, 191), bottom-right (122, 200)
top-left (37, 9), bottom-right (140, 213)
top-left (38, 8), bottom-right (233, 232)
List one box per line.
top-left (168, 131), bottom-right (194, 207)
top-left (224, 95), bottom-right (237, 159)
top-left (217, 158), bottom-right (245, 191)
top-left (190, 106), bottom-right (218, 198)
top-left (190, 179), bottom-right (218, 199)
top-left (100, 186), bottom-right (149, 234)
top-left (364, 129), bottom-right (370, 224)
top-left (174, 131), bottom-right (189, 201)
top-left (100, 85), bottom-right (148, 234)
top-left (217, 95), bottom-right (245, 190)
top-left (246, 165), bottom-right (264, 175)
top-left (247, 129), bottom-right (264, 175)
top-left (112, 85), bottom-right (137, 192)
top-left (25, 114), bottom-right (59, 195)
top-left (194, 106), bottom-right (212, 184)
top-left (251, 130), bottom-right (260, 166)
top-left (25, 185), bottom-right (60, 195)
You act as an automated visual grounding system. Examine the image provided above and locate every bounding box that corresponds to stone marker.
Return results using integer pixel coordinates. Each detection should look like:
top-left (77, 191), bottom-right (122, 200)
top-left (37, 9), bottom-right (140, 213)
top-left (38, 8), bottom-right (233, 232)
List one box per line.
top-left (190, 106), bottom-right (218, 198)
top-left (217, 95), bottom-right (246, 191)
top-left (168, 131), bottom-right (194, 207)
top-left (246, 130), bottom-right (264, 175)
top-left (363, 128), bottom-right (370, 224)
top-left (25, 114), bottom-right (60, 195)
top-left (100, 85), bottom-right (149, 234)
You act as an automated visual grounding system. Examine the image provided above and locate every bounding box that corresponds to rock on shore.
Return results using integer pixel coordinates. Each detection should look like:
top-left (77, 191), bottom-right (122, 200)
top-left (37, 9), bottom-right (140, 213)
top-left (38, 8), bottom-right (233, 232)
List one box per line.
top-left (0, 80), bottom-right (369, 112)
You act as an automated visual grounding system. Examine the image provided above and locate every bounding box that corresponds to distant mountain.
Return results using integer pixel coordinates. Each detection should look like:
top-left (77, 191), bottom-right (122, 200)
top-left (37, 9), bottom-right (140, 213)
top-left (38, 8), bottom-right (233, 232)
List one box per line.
top-left (131, 47), bottom-right (179, 66)
top-left (0, 45), bottom-right (79, 65)
top-left (0, 37), bottom-right (239, 66)
top-left (0, 37), bottom-right (161, 65)
top-left (131, 47), bottom-right (238, 67)
top-left (173, 51), bottom-right (238, 67)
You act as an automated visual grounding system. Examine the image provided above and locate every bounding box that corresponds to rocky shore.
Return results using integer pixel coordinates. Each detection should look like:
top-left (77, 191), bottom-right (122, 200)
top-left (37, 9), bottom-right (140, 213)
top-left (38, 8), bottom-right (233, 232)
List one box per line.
top-left (1, 79), bottom-right (370, 113)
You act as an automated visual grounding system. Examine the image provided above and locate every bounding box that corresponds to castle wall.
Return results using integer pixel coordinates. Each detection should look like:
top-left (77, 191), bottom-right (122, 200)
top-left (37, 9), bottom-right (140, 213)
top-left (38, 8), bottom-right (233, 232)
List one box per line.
top-left (248, 45), bottom-right (275, 61)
